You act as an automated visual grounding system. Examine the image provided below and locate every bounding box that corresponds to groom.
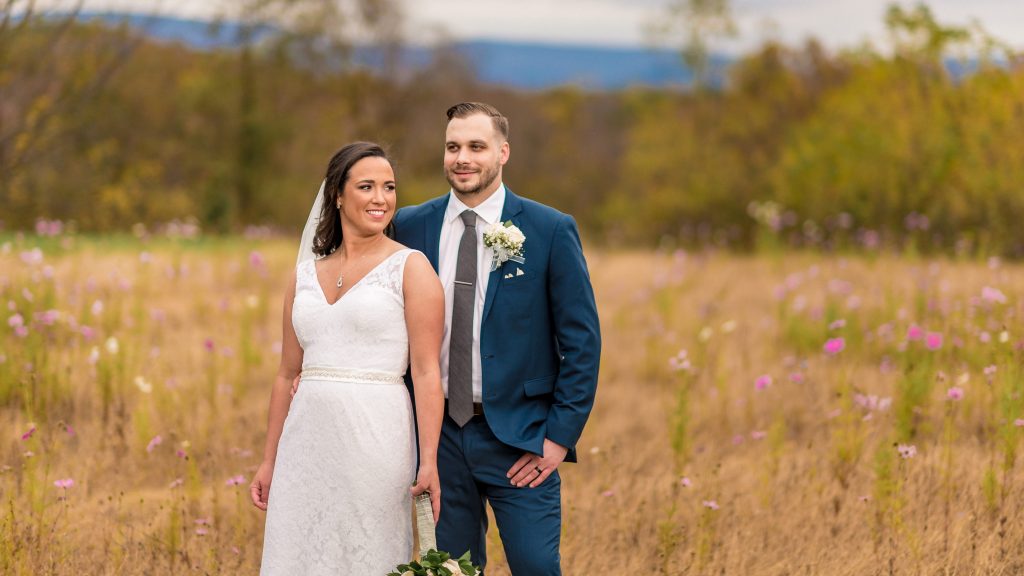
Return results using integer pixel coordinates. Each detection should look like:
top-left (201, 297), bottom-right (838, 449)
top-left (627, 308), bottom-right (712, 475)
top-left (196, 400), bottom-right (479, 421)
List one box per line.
top-left (394, 102), bottom-right (601, 574)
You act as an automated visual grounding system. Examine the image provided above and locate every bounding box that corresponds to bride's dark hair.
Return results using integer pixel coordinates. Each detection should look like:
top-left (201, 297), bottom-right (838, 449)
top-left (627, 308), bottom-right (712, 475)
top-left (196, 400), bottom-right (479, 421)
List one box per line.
top-left (312, 142), bottom-right (396, 257)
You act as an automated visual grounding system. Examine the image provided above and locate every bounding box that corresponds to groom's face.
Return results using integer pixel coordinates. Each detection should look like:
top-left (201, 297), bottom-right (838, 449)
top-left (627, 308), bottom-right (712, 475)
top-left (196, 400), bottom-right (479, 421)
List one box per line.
top-left (444, 113), bottom-right (509, 199)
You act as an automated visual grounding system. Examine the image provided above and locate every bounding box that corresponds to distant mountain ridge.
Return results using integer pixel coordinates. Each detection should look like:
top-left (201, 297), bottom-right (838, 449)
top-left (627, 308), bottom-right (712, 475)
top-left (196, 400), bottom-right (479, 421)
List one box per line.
top-left (73, 11), bottom-right (713, 90)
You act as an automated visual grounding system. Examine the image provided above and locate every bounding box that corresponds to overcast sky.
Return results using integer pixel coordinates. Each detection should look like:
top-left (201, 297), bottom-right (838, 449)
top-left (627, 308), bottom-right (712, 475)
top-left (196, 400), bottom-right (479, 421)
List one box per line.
top-left (36, 0), bottom-right (1024, 53)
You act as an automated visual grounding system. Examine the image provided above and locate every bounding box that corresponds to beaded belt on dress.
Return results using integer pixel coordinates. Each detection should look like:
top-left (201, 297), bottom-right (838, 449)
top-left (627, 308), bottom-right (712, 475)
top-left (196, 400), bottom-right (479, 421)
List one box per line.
top-left (300, 366), bottom-right (405, 385)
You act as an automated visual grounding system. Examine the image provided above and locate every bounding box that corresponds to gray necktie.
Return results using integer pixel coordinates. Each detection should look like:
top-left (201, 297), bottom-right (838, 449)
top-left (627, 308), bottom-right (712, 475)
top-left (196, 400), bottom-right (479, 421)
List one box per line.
top-left (449, 210), bottom-right (477, 426)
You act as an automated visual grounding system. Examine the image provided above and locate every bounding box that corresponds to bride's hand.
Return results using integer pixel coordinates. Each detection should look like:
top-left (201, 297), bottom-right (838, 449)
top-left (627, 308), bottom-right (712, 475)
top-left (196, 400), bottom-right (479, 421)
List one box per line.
top-left (250, 460), bottom-right (274, 511)
top-left (410, 463), bottom-right (441, 523)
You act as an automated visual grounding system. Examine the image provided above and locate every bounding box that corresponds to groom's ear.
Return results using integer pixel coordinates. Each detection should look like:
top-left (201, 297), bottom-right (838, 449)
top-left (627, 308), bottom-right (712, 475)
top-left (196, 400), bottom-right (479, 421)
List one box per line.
top-left (499, 140), bottom-right (510, 166)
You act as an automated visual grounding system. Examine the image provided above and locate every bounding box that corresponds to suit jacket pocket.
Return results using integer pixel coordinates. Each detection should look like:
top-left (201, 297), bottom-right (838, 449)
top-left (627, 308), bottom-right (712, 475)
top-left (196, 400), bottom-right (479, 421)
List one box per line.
top-left (524, 374), bottom-right (557, 397)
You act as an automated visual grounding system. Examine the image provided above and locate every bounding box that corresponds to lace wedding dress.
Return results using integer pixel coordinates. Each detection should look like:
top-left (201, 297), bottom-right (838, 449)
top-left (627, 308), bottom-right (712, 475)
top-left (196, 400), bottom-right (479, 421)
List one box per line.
top-left (260, 249), bottom-right (418, 574)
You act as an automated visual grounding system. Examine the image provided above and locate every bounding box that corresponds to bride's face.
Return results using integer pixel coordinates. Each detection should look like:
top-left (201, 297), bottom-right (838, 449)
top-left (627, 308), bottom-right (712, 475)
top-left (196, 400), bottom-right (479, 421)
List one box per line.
top-left (338, 156), bottom-right (396, 236)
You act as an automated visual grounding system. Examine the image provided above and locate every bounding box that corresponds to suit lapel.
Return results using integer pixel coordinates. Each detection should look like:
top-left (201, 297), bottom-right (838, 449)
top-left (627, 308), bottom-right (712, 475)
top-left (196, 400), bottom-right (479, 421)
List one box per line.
top-left (481, 189), bottom-right (524, 325)
top-left (424, 196), bottom-right (448, 273)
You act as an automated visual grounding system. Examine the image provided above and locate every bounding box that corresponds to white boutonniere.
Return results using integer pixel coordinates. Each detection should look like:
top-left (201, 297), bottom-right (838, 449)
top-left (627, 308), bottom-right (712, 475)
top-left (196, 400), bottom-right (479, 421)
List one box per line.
top-left (482, 221), bottom-right (525, 272)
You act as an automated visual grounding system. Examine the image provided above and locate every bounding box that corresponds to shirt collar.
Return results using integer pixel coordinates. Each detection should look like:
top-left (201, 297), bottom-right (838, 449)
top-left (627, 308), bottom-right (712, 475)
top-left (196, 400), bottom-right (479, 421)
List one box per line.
top-left (445, 184), bottom-right (506, 226)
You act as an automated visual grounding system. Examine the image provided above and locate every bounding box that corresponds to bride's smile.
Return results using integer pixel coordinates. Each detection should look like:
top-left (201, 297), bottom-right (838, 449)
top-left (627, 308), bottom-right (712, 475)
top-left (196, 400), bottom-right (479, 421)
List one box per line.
top-left (339, 156), bottom-right (396, 235)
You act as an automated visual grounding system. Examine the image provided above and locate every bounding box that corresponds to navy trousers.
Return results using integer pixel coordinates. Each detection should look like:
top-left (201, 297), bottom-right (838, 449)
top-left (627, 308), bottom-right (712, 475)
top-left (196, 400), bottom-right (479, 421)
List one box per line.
top-left (435, 414), bottom-right (562, 575)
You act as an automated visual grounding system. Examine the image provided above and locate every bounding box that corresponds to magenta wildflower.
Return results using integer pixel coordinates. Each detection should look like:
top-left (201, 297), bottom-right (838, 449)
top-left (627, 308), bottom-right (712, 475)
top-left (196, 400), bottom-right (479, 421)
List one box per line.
top-left (823, 337), bottom-right (845, 355)
top-left (907, 324), bottom-right (924, 341)
top-left (20, 425), bottom-right (35, 440)
top-left (203, 338), bottom-right (215, 352)
top-left (754, 375), bottom-right (772, 390)
top-left (14, 325), bottom-right (27, 338)
top-left (925, 332), bottom-right (943, 351)
top-left (947, 387), bottom-right (965, 401)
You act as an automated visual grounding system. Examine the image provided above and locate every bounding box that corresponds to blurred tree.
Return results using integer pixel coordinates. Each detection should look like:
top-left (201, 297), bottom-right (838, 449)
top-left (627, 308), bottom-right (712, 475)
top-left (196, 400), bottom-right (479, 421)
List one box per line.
top-left (649, 0), bottom-right (737, 88)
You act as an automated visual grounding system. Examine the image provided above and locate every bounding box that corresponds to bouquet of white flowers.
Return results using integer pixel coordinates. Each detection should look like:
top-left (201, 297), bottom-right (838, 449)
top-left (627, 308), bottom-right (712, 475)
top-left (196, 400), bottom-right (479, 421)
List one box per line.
top-left (387, 549), bottom-right (478, 576)
top-left (388, 493), bottom-right (480, 576)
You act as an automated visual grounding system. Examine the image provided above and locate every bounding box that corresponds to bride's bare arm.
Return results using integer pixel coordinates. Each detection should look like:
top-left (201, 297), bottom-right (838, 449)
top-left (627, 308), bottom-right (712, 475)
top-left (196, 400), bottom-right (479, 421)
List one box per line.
top-left (403, 252), bottom-right (445, 522)
top-left (250, 268), bottom-right (304, 511)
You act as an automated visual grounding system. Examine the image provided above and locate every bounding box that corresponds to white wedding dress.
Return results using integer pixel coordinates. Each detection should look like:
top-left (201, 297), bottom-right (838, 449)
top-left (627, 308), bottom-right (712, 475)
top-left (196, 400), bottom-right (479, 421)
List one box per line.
top-left (260, 249), bottom-right (418, 574)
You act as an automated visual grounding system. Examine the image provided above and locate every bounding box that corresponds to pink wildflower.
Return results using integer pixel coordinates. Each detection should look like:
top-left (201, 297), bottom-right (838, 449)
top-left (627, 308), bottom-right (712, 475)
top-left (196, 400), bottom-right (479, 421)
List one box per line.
top-left (54, 478), bottom-right (74, 489)
top-left (750, 430), bottom-right (767, 440)
top-left (146, 435), bottom-right (163, 453)
top-left (8, 313), bottom-right (23, 328)
top-left (946, 387), bottom-right (964, 401)
top-left (195, 527), bottom-right (208, 536)
top-left (925, 332), bottom-right (943, 351)
top-left (896, 444), bottom-right (917, 459)
top-left (203, 338), bottom-right (215, 352)
top-left (981, 286), bottom-right (1008, 304)
top-left (680, 477), bottom-right (692, 488)
top-left (601, 490), bottom-right (615, 497)
top-left (1014, 418), bottom-right (1024, 428)
top-left (828, 319), bottom-right (847, 330)
top-left (823, 337), bottom-right (845, 355)
top-left (225, 475), bottom-right (246, 486)
top-left (907, 324), bottom-right (924, 341)
top-left (20, 425), bottom-right (35, 440)
top-left (789, 372), bottom-right (804, 384)
top-left (702, 500), bottom-right (720, 510)
top-left (169, 478), bottom-right (184, 488)
top-left (249, 251), bottom-right (265, 268)
top-left (754, 375), bottom-right (772, 390)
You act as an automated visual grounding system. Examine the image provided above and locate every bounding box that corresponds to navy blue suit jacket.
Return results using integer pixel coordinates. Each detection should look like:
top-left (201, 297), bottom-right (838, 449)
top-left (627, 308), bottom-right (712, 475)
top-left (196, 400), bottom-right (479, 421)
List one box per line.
top-left (395, 189), bottom-right (600, 462)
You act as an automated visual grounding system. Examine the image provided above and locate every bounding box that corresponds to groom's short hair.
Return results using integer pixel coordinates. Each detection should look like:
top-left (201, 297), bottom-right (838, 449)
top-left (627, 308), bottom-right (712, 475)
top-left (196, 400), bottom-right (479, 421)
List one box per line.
top-left (446, 102), bottom-right (509, 142)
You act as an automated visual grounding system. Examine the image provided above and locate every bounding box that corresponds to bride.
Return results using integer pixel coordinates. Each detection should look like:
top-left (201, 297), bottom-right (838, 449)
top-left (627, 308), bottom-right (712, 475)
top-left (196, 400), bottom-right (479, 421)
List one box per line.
top-left (249, 142), bottom-right (445, 573)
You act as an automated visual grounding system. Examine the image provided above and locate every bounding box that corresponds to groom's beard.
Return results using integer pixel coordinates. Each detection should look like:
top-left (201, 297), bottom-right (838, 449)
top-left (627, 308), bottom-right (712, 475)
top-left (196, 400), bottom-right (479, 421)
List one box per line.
top-left (445, 158), bottom-right (501, 196)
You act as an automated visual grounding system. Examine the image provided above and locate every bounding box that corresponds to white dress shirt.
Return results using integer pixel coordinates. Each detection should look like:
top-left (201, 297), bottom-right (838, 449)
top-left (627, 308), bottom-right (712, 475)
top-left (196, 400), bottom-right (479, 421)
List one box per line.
top-left (438, 184), bottom-right (506, 403)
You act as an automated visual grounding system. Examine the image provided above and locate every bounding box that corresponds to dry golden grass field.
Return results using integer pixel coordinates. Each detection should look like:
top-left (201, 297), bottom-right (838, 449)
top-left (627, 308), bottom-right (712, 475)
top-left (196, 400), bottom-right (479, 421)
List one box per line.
top-left (2, 236), bottom-right (1024, 575)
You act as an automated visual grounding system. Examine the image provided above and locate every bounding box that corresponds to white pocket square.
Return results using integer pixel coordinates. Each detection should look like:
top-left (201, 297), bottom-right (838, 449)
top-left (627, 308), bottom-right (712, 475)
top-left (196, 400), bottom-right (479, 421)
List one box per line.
top-left (504, 273), bottom-right (513, 279)
top-left (516, 268), bottom-right (525, 276)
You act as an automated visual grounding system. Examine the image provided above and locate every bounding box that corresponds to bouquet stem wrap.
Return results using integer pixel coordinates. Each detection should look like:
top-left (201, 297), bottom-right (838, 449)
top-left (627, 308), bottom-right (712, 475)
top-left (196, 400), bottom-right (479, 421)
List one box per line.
top-left (414, 493), bottom-right (436, 559)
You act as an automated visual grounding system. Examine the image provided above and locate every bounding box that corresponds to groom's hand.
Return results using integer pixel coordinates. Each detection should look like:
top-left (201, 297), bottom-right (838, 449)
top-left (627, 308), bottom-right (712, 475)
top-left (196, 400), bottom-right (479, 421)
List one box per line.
top-left (507, 438), bottom-right (568, 488)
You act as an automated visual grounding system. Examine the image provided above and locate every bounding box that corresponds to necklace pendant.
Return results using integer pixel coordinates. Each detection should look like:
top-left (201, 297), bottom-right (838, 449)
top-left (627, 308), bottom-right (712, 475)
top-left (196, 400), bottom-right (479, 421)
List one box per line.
top-left (336, 273), bottom-right (344, 288)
